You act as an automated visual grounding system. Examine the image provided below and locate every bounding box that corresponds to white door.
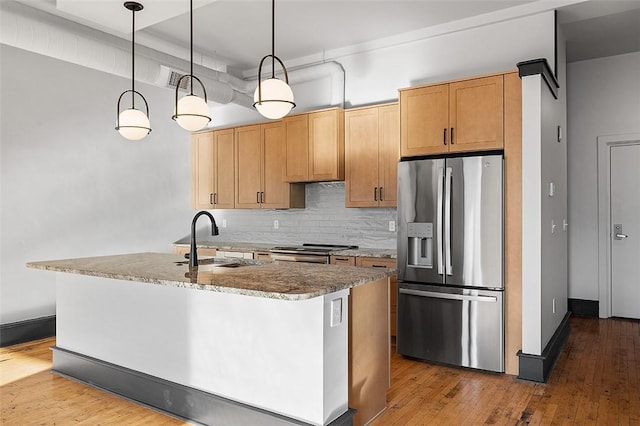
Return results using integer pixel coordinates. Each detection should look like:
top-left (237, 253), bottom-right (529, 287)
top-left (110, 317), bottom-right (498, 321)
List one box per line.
top-left (610, 143), bottom-right (640, 318)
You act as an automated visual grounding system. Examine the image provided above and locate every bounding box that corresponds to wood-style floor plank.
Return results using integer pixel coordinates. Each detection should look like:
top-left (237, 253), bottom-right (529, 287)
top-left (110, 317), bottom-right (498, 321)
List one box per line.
top-left (1, 316), bottom-right (639, 425)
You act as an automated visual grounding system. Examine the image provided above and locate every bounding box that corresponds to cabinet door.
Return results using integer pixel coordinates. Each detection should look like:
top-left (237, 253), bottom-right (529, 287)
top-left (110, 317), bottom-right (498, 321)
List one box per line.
top-left (400, 84), bottom-right (449, 157)
top-left (309, 109), bottom-right (344, 181)
top-left (345, 108), bottom-right (380, 208)
top-left (378, 104), bottom-right (400, 208)
top-left (234, 125), bottom-right (262, 209)
top-left (261, 121), bottom-right (290, 209)
top-left (283, 114), bottom-right (309, 182)
top-left (356, 257), bottom-right (397, 337)
top-left (449, 75), bottom-right (504, 152)
top-left (191, 131), bottom-right (215, 209)
top-left (212, 129), bottom-right (235, 209)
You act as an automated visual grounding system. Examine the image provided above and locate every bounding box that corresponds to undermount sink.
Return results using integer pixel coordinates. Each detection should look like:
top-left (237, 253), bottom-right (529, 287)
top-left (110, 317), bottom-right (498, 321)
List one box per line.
top-left (174, 257), bottom-right (261, 268)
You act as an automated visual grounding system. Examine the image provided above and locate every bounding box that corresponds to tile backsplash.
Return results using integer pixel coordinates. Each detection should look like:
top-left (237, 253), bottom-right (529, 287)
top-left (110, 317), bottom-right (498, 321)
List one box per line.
top-left (188, 183), bottom-right (397, 250)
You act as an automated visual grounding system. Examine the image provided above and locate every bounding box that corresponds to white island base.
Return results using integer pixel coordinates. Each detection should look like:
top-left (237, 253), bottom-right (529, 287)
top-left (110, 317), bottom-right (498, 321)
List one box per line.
top-left (51, 271), bottom-right (387, 426)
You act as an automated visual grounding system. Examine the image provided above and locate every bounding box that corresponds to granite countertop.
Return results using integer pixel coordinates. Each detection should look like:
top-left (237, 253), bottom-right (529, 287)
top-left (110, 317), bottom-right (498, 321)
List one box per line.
top-left (173, 240), bottom-right (397, 259)
top-left (27, 252), bottom-right (391, 301)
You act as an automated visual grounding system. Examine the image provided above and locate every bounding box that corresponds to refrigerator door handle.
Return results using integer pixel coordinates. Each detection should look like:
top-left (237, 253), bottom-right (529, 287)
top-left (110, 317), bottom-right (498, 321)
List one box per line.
top-left (437, 167), bottom-right (445, 275)
top-left (444, 167), bottom-right (453, 275)
top-left (399, 288), bottom-right (497, 302)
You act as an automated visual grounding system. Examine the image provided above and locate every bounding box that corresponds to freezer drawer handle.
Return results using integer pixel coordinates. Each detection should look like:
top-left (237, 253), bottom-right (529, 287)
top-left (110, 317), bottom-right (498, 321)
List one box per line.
top-left (400, 288), bottom-right (497, 302)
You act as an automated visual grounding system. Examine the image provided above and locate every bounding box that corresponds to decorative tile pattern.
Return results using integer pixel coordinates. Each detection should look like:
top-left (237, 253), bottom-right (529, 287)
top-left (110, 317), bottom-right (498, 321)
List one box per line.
top-left (178, 183), bottom-right (398, 250)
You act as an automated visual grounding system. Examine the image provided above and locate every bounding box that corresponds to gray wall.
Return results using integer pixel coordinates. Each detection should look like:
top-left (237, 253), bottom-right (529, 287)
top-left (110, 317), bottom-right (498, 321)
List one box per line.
top-left (566, 52), bottom-right (640, 302)
top-left (0, 45), bottom-right (193, 323)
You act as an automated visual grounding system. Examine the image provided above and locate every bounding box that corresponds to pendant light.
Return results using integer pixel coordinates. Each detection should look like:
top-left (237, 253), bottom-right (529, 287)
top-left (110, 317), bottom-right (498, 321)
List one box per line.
top-left (253, 0), bottom-right (295, 120)
top-left (172, 0), bottom-right (211, 131)
top-left (116, 2), bottom-right (151, 141)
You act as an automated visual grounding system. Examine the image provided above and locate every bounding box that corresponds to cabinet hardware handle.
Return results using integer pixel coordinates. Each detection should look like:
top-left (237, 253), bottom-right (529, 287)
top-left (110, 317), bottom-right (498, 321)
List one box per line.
top-left (451, 127), bottom-right (454, 144)
top-left (371, 265), bottom-right (387, 268)
top-left (374, 187), bottom-right (378, 201)
top-left (210, 193), bottom-right (214, 205)
top-left (443, 128), bottom-right (447, 145)
top-left (256, 192), bottom-right (260, 203)
top-left (214, 193), bottom-right (218, 205)
top-left (335, 257), bottom-right (349, 261)
top-left (261, 192), bottom-right (265, 203)
top-left (379, 187), bottom-right (384, 201)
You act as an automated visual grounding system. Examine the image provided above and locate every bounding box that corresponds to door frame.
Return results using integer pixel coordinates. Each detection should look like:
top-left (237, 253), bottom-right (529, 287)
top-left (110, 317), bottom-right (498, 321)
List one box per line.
top-left (597, 133), bottom-right (640, 318)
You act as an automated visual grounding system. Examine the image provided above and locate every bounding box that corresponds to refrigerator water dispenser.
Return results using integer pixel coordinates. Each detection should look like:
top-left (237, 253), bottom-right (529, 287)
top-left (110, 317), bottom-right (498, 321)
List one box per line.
top-left (407, 222), bottom-right (433, 268)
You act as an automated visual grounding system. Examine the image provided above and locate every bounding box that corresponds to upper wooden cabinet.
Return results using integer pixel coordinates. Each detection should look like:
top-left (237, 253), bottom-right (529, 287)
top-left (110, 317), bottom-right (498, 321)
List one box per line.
top-left (235, 123), bottom-right (304, 209)
top-left (400, 74), bottom-right (504, 157)
top-left (283, 108), bottom-right (345, 182)
top-left (345, 103), bottom-right (400, 208)
top-left (191, 128), bottom-right (235, 209)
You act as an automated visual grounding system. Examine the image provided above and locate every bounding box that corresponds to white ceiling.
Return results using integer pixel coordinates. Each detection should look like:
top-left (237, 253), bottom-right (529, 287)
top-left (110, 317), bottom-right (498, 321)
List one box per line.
top-left (14, 0), bottom-right (640, 75)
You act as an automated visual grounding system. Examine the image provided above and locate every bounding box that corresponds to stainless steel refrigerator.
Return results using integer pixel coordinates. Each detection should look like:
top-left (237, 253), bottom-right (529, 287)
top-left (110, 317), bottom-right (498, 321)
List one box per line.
top-left (396, 154), bottom-right (504, 372)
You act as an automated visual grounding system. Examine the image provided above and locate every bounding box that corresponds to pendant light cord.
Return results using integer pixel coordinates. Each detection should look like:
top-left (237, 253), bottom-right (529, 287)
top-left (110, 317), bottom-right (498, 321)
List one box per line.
top-left (271, 0), bottom-right (275, 78)
top-left (131, 7), bottom-right (136, 108)
top-left (190, 0), bottom-right (194, 95)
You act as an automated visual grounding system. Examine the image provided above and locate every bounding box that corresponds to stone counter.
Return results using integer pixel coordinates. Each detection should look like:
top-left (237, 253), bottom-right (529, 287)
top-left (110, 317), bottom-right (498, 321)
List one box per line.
top-left (27, 252), bottom-right (390, 300)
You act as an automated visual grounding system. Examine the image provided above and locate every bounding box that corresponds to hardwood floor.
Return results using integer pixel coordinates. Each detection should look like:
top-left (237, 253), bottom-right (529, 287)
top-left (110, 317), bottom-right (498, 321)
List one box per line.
top-left (1, 317), bottom-right (638, 425)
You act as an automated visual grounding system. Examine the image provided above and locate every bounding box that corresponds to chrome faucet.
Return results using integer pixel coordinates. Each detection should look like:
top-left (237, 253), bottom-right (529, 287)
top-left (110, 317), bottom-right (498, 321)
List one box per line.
top-left (190, 211), bottom-right (219, 268)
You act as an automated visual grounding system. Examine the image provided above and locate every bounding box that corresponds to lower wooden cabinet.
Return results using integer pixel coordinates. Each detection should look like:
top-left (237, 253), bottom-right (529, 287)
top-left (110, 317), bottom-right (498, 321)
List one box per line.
top-left (330, 255), bottom-right (356, 266)
top-left (349, 277), bottom-right (389, 426)
top-left (253, 251), bottom-right (272, 261)
top-left (331, 255), bottom-right (398, 337)
top-left (173, 245), bottom-right (217, 258)
top-left (356, 257), bottom-right (397, 337)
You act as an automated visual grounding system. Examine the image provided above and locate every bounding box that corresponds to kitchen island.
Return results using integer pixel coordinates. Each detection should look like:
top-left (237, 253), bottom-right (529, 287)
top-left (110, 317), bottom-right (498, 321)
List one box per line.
top-left (27, 252), bottom-right (391, 426)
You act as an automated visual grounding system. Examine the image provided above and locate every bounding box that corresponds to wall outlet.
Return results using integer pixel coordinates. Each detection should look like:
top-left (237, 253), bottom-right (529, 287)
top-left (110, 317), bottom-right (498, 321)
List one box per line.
top-left (552, 298), bottom-right (556, 314)
top-left (389, 220), bottom-right (396, 232)
top-left (273, 219), bottom-right (279, 230)
top-left (330, 298), bottom-right (342, 327)
top-left (222, 219), bottom-right (227, 228)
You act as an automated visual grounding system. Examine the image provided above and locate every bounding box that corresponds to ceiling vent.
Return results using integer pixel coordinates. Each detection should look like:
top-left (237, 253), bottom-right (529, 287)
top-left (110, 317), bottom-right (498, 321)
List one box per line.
top-left (158, 65), bottom-right (189, 90)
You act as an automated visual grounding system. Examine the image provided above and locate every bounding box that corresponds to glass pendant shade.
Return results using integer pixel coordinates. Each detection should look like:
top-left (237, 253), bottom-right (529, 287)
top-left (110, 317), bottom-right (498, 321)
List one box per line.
top-left (118, 108), bottom-right (151, 140)
top-left (174, 94), bottom-right (211, 131)
top-left (254, 78), bottom-right (295, 120)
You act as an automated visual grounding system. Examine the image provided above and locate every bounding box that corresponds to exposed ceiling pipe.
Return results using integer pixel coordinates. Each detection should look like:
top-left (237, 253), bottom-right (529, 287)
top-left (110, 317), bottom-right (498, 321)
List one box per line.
top-left (0, 1), bottom-right (250, 107)
top-left (289, 61), bottom-right (346, 108)
top-left (1, 1), bottom-right (345, 113)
